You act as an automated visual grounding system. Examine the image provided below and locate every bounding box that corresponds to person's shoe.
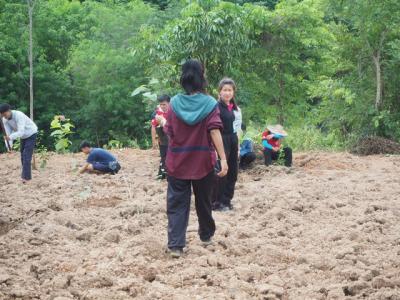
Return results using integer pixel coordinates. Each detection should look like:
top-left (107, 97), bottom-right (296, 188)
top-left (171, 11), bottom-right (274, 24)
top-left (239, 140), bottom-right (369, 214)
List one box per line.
top-left (169, 247), bottom-right (183, 258)
top-left (201, 238), bottom-right (213, 247)
top-left (212, 203), bottom-right (221, 211)
top-left (215, 205), bottom-right (230, 212)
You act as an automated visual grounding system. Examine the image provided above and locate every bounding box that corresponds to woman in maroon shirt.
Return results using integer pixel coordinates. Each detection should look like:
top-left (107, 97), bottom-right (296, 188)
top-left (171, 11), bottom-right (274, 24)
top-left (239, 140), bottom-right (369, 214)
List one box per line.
top-left (164, 59), bottom-right (228, 258)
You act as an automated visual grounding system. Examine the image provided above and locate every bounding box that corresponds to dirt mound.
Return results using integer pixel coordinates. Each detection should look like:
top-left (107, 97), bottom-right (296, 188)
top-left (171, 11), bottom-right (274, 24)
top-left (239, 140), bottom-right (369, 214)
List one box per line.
top-left (351, 136), bottom-right (400, 156)
top-left (295, 152), bottom-right (358, 171)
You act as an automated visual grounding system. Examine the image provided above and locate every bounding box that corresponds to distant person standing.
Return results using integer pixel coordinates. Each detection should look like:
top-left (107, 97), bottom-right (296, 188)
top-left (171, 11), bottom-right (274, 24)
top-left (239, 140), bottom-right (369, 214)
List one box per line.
top-left (213, 78), bottom-right (240, 212)
top-left (151, 95), bottom-right (170, 180)
top-left (0, 103), bottom-right (38, 183)
top-left (164, 59), bottom-right (227, 258)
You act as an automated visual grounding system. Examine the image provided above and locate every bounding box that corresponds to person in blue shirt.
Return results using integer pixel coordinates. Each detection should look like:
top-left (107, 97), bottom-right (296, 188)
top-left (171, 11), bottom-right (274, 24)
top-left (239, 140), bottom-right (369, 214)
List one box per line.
top-left (79, 141), bottom-right (121, 174)
top-left (239, 124), bottom-right (256, 169)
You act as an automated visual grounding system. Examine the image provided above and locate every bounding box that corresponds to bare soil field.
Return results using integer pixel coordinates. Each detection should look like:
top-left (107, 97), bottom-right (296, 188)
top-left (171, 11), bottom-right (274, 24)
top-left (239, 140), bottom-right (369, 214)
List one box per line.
top-left (1, 149), bottom-right (400, 300)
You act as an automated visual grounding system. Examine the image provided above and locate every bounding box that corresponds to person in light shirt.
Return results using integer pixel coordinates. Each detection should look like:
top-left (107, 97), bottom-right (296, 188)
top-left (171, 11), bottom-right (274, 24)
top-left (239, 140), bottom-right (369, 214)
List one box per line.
top-left (0, 103), bottom-right (38, 183)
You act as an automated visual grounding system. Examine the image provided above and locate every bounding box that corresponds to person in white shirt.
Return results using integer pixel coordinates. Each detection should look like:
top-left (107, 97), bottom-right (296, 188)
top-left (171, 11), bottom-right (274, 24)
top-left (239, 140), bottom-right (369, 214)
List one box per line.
top-left (0, 104), bottom-right (38, 182)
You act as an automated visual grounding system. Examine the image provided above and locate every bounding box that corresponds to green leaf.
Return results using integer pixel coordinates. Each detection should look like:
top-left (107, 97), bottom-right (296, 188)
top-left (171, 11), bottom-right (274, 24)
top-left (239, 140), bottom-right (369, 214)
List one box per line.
top-left (131, 85), bottom-right (150, 97)
top-left (50, 129), bottom-right (64, 137)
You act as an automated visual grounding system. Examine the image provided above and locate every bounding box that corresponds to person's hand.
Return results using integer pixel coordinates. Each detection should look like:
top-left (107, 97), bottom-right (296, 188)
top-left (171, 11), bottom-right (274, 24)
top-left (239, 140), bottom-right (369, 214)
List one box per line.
top-left (272, 146), bottom-right (280, 152)
top-left (217, 159), bottom-right (228, 177)
top-left (266, 134), bottom-right (274, 140)
top-left (156, 115), bottom-right (167, 127)
top-left (152, 140), bottom-right (158, 150)
top-left (79, 165), bottom-right (87, 174)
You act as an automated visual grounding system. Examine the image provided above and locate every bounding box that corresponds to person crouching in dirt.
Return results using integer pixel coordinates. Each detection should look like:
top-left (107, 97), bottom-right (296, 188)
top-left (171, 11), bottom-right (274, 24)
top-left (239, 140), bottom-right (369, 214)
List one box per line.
top-left (151, 95), bottom-right (170, 180)
top-left (262, 125), bottom-right (292, 167)
top-left (0, 103), bottom-right (38, 183)
top-left (164, 59), bottom-right (228, 258)
top-left (79, 141), bottom-right (121, 175)
top-left (239, 124), bottom-right (256, 170)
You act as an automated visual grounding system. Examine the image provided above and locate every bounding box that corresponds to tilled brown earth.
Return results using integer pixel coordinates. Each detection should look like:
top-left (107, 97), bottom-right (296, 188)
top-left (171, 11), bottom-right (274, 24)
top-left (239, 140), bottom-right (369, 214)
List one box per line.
top-left (0, 149), bottom-right (400, 300)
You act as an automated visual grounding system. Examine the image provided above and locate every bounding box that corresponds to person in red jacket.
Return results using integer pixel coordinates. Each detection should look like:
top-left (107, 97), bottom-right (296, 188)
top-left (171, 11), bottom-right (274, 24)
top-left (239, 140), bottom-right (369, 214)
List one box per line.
top-left (151, 95), bottom-right (170, 180)
top-left (262, 125), bottom-right (292, 167)
top-left (164, 59), bottom-right (228, 258)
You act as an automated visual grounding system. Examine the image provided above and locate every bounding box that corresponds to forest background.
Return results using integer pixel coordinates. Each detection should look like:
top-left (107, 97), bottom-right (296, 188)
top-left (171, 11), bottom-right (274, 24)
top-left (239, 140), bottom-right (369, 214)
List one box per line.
top-left (1, 0), bottom-right (399, 152)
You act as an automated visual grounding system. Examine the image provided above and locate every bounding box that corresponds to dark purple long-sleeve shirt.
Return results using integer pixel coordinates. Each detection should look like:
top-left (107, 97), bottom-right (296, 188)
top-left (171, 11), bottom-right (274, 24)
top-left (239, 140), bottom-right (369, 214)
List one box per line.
top-left (164, 107), bottom-right (223, 180)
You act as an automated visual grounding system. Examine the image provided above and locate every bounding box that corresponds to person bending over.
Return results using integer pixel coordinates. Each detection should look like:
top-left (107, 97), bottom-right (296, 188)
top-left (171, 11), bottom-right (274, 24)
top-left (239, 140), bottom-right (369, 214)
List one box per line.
top-left (262, 125), bottom-right (292, 167)
top-left (0, 103), bottom-right (38, 183)
top-left (79, 141), bottom-right (121, 174)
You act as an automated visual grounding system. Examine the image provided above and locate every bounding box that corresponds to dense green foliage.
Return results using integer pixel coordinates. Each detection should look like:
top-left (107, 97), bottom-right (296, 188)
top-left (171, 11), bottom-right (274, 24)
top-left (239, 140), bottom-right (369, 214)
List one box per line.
top-left (1, 0), bottom-right (399, 152)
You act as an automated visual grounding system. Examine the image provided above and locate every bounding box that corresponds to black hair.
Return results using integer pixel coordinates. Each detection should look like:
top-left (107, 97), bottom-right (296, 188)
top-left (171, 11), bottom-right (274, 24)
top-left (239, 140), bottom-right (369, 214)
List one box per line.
top-left (241, 123), bottom-right (246, 132)
top-left (158, 94), bottom-right (170, 103)
top-left (218, 77), bottom-right (238, 111)
top-left (0, 103), bottom-right (11, 114)
top-left (79, 141), bottom-right (91, 150)
top-left (180, 59), bottom-right (208, 95)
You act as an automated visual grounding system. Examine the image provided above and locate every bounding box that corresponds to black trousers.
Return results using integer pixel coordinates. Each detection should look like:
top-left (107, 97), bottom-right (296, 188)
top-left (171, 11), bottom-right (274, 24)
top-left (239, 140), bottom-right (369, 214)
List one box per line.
top-left (159, 144), bottom-right (168, 175)
top-left (20, 133), bottom-right (37, 180)
top-left (264, 147), bottom-right (292, 167)
top-left (213, 133), bottom-right (238, 208)
top-left (167, 171), bottom-right (216, 249)
top-left (239, 152), bottom-right (256, 168)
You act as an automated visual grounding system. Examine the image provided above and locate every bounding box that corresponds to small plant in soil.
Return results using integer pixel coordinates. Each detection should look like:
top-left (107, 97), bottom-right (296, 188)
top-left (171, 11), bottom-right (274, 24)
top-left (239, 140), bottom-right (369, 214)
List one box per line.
top-left (37, 146), bottom-right (49, 169)
top-left (50, 115), bottom-right (74, 153)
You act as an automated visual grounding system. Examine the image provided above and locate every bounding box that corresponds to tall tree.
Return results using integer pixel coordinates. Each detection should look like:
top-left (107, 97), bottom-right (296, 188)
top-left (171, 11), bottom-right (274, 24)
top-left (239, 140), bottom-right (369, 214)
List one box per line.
top-left (155, 0), bottom-right (252, 87)
top-left (327, 0), bottom-right (400, 111)
top-left (27, 0), bottom-right (35, 120)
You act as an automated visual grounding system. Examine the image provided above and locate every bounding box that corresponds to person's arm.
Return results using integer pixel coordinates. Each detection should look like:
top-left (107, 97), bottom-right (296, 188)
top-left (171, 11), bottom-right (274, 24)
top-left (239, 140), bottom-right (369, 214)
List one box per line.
top-left (249, 140), bottom-right (254, 153)
top-left (151, 126), bottom-right (158, 149)
top-left (273, 135), bottom-right (283, 151)
top-left (3, 119), bottom-right (13, 149)
top-left (210, 129), bottom-right (228, 177)
top-left (9, 113), bottom-right (26, 140)
top-left (262, 139), bottom-right (273, 150)
top-left (163, 110), bottom-right (173, 138)
top-left (235, 108), bottom-right (243, 138)
top-left (79, 163), bottom-right (94, 174)
top-left (79, 163), bottom-right (89, 174)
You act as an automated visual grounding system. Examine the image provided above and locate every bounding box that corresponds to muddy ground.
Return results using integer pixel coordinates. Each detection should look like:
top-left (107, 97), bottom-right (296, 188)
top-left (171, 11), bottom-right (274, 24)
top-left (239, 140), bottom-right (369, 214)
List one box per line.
top-left (1, 149), bottom-right (400, 300)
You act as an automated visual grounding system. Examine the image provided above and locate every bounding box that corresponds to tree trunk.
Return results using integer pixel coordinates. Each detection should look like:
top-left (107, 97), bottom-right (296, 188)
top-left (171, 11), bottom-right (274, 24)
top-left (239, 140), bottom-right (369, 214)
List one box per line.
top-left (28, 0), bottom-right (37, 170)
top-left (277, 64), bottom-right (285, 124)
top-left (373, 51), bottom-right (382, 110)
top-left (370, 30), bottom-right (387, 111)
top-left (28, 0), bottom-right (34, 120)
